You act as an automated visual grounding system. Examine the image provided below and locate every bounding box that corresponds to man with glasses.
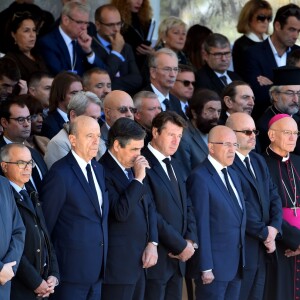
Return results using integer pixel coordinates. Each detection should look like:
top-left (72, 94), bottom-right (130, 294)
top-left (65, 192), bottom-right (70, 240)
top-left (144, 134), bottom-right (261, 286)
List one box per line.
top-left (0, 99), bottom-right (48, 192)
top-left (244, 3), bottom-right (300, 120)
top-left (187, 125), bottom-right (246, 300)
top-left (92, 4), bottom-right (142, 95)
top-left (0, 143), bottom-right (60, 300)
top-left (257, 66), bottom-right (300, 153)
top-left (226, 112), bottom-right (282, 300)
top-left (170, 64), bottom-right (195, 119)
top-left (37, 2), bottom-right (106, 76)
top-left (144, 48), bottom-right (187, 119)
top-left (263, 114), bottom-right (300, 300)
top-left (195, 33), bottom-right (241, 97)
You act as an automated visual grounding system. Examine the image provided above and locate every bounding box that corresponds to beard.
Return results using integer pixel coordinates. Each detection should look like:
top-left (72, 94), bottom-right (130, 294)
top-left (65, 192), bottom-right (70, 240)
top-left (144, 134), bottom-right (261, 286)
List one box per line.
top-left (195, 115), bottom-right (219, 134)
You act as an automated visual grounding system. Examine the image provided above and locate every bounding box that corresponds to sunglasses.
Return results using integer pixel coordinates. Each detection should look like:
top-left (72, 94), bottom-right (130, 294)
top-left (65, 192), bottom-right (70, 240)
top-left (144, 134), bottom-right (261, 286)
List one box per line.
top-left (234, 130), bottom-right (259, 136)
top-left (176, 80), bottom-right (196, 87)
top-left (108, 106), bottom-right (137, 114)
top-left (256, 14), bottom-right (272, 22)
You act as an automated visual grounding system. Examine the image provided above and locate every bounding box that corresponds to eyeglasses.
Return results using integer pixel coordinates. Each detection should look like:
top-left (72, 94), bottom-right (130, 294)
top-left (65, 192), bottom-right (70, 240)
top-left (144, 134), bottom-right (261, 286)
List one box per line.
top-left (67, 15), bottom-right (89, 26)
top-left (277, 91), bottom-right (300, 98)
top-left (270, 129), bottom-right (300, 137)
top-left (233, 130), bottom-right (259, 136)
top-left (9, 115), bottom-right (32, 125)
top-left (176, 80), bottom-right (196, 87)
top-left (256, 14), bottom-right (272, 22)
top-left (153, 67), bottom-right (181, 74)
top-left (208, 51), bottom-right (231, 59)
top-left (210, 142), bottom-right (240, 148)
top-left (98, 20), bottom-right (124, 28)
top-left (4, 160), bottom-right (36, 169)
top-left (108, 106), bottom-right (137, 114)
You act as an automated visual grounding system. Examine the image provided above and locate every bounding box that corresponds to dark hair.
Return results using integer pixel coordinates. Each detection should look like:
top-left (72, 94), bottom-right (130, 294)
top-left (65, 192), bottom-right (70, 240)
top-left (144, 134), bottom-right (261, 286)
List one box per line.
top-left (187, 88), bottom-right (221, 119)
top-left (151, 111), bottom-right (187, 133)
top-left (107, 117), bottom-right (146, 149)
top-left (0, 98), bottom-right (27, 122)
top-left (287, 49), bottom-right (300, 67)
top-left (274, 3), bottom-right (300, 28)
top-left (0, 57), bottom-right (21, 82)
top-left (203, 33), bottom-right (230, 52)
top-left (183, 24), bottom-right (212, 69)
top-left (28, 71), bottom-right (53, 88)
top-left (82, 67), bottom-right (109, 88)
top-left (178, 64), bottom-right (196, 73)
top-left (49, 71), bottom-right (82, 112)
top-left (15, 94), bottom-right (43, 115)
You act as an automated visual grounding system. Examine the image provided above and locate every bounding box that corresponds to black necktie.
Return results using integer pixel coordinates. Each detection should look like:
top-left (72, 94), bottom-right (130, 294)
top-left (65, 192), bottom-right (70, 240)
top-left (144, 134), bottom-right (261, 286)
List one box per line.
top-left (125, 168), bottom-right (134, 182)
top-left (71, 40), bottom-right (77, 67)
top-left (219, 75), bottom-right (228, 86)
top-left (163, 158), bottom-right (180, 200)
top-left (107, 44), bottom-right (112, 53)
top-left (163, 98), bottom-right (170, 110)
top-left (20, 189), bottom-right (35, 211)
top-left (86, 164), bottom-right (98, 200)
top-left (221, 168), bottom-right (242, 211)
top-left (244, 157), bottom-right (256, 181)
top-left (31, 167), bottom-right (42, 191)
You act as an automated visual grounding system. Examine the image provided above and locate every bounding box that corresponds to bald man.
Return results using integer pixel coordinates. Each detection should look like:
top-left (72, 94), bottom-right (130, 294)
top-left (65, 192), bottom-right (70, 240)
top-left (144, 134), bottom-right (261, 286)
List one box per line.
top-left (101, 90), bottom-right (136, 143)
top-left (262, 115), bottom-right (300, 300)
top-left (40, 116), bottom-right (109, 300)
top-left (226, 113), bottom-right (282, 300)
top-left (187, 125), bottom-right (246, 300)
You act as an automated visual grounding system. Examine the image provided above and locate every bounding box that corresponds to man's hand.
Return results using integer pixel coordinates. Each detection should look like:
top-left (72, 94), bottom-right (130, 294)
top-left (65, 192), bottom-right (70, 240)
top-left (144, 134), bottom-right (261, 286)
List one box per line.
top-left (265, 226), bottom-right (278, 243)
top-left (34, 280), bottom-right (50, 296)
top-left (78, 30), bottom-right (93, 54)
top-left (18, 80), bottom-right (28, 95)
top-left (0, 261), bottom-right (16, 285)
top-left (201, 270), bottom-right (214, 285)
top-left (285, 246), bottom-right (300, 257)
top-left (142, 243), bottom-right (158, 268)
top-left (136, 44), bottom-right (154, 56)
top-left (168, 240), bottom-right (195, 262)
top-left (257, 76), bottom-right (273, 86)
top-left (264, 239), bottom-right (276, 253)
top-left (133, 155), bottom-right (150, 182)
top-left (109, 32), bottom-right (125, 53)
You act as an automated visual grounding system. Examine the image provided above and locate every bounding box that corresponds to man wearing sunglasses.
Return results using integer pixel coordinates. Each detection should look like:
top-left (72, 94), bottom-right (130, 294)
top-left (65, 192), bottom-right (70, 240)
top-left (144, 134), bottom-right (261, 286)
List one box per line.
top-left (226, 112), bottom-right (282, 300)
top-left (244, 3), bottom-right (300, 120)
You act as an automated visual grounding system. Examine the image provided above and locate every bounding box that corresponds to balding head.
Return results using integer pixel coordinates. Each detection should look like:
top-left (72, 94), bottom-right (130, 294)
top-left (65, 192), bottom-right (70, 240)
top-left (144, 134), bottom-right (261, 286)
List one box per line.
top-left (103, 90), bottom-right (135, 126)
top-left (208, 125), bottom-right (237, 167)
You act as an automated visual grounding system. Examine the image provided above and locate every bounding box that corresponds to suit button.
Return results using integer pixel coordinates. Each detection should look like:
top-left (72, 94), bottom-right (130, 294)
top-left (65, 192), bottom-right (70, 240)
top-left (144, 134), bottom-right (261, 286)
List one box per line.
top-left (100, 242), bottom-right (104, 246)
top-left (37, 249), bottom-right (40, 253)
top-left (35, 224), bottom-right (38, 227)
top-left (238, 244), bottom-right (242, 249)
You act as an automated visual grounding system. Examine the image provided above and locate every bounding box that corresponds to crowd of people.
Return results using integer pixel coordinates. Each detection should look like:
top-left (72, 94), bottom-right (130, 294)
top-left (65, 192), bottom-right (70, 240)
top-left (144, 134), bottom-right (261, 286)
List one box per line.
top-left (1, 0), bottom-right (300, 300)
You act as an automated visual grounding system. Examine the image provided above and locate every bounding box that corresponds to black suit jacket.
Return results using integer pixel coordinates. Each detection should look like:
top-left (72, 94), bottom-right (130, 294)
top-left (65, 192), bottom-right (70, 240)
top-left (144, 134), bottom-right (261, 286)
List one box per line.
top-left (142, 147), bottom-right (198, 279)
top-left (92, 37), bottom-right (142, 95)
top-left (41, 110), bottom-right (66, 140)
top-left (195, 64), bottom-right (241, 96)
top-left (99, 151), bottom-right (158, 284)
top-left (231, 152), bottom-right (282, 270)
top-left (143, 84), bottom-right (187, 120)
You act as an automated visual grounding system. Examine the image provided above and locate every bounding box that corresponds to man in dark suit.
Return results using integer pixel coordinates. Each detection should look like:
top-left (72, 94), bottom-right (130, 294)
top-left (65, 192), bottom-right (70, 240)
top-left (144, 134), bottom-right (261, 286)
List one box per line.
top-left (143, 48), bottom-right (187, 120)
top-left (40, 116), bottom-right (109, 300)
top-left (37, 2), bottom-right (106, 76)
top-left (0, 99), bottom-right (47, 192)
top-left (142, 111), bottom-right (198, 300)
top-left (243, 3), bottom-right (300, 119)
top-left (99, 118), bottom-right (158, 300)
top-left (0, 143), bottom-right (60, 300)
top-left (174, 88), bottom-right (221, 177)
top-left (195, 33), bottom-right (241, 97)
top-left (92, 4), bottom-right (142, 95)
top-left (226, 113), bottom-right (282, 300)
top-left (187, 125), bottom-right (246, 300)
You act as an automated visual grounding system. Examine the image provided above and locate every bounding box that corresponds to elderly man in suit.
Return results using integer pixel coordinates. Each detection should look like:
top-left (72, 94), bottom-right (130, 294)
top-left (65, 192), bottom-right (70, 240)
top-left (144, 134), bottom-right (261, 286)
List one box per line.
top-left (37, 2), bottom-right (106, 76)
top-left (0, 143), bottom-right (60, 300)
top-left (187, 125), bottom-right (246, 300)
top-left (142, 111), bottom-right (198, 300)
top-left (99, 118), bottom-right (158, 300)
top-left (226, 113), bottom-right (282, 300)
top-left (40, 116), bottom-right (109, 300)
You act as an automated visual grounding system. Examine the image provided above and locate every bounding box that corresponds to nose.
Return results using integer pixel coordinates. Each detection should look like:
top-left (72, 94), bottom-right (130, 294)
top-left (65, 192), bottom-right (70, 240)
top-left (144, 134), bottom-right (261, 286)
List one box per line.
top-left (212, 110), bottom-right (219, 119)
top-left (248, 97), bottom-right (255, 106)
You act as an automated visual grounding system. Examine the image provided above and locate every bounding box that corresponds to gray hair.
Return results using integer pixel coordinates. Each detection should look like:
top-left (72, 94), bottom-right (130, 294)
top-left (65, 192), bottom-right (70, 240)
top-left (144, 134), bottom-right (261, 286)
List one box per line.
top-left (62, 1), bottom-right (90, 17)
top-left (0, 143), bottom-right (27, 162)
top-left (269, 85), bottom-right (283, 104)
top-left (148, 47), bottom-right (178, 68)
top-left (133, 91), bottom-right (158, 111)
top-left (67, 91), bottom-right (101, 116)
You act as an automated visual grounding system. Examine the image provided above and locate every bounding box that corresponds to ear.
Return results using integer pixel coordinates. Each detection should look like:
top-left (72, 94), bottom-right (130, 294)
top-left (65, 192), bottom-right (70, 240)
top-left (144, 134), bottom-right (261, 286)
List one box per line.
top-left (11, 32), bottom-right (16, 42)
top-left (134, 111), bottom-right (141, 121)
top-left (69, 110), bottom-right (77, 122)
top-left (95, 20), bottom-right (101, 31)
top-left (274, 21), bottom-right (281, 32)
top-left (208, 142), bottom-right (214, 154)
top-left (1, 117), bottom-right (8, 129)
top-left (112, 139), bottom-right (120, 153)
top-left (152, 127), bottom-right (158, 139)
top-left (271, 91), bottom-right (279, 104)
top-left (61, 14), bottom-right (69, 25)
top-left (223, 96), bottom-right (233, 109)
top-left (0, 162), bottom-right (7, 174)
top-left (149, 67), bottom-right (157, 80)
top-left (268, 129), bottom-right (275, 142)
top-left (69, 134), bottom-right (76, 148)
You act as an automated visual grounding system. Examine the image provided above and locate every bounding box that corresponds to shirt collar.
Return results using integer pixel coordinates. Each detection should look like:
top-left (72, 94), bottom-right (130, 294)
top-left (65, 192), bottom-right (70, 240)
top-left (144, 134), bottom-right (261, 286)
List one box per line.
top-left (59, 25), bottom-right (73, 46)
top-left (71, 149), bottom-right (92, 168)
top-left (148, 142), bottom-right (170, 162)
top-left (107, 150), bottom-right (126, 172)
top-left (151, 83), bottom-right (169, 101)
top-left (268, 36), bottom-right (291, 57)
top-left (208, 154), bottom-right (227, 173)
top-left (97, 33), bottom-right (110, 48)
top-left (9, 181), bottom-right (24, 193)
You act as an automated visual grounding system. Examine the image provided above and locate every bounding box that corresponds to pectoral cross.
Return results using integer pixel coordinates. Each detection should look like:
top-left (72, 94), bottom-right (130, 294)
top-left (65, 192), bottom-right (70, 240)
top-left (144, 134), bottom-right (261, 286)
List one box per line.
top-left (291, 206), bottom-right (299, 217)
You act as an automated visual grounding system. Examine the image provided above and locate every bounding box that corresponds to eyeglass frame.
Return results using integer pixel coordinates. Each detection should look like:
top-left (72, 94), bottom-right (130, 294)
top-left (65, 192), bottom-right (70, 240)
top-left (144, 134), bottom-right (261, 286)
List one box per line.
top-left (207, 51), bottom-right (232, 59)
top-left (256, 14), bottom-right (273, 22)
top-left (269, 129), bottom-right (300, 137)
top-left (97, 20), bottom-right (124, 28)
top-left (9, 115), bottom-right (32, 125)
top-left (233, 130), bottom-right (260, 136)
top-left (3, 160), bottom-right (36, 169)
top-left (175, 79), bottom-right (196, 87)
top-left (276, 90), bottom-right (300, 98)
top-left (107, 106), bottom-right (137, 114)
top-left (152, 67), bottom-right (181, 74)
top-left (67, 15), bottom-right (89, 26)
top-left (209, 142), bottom-right (240, 148)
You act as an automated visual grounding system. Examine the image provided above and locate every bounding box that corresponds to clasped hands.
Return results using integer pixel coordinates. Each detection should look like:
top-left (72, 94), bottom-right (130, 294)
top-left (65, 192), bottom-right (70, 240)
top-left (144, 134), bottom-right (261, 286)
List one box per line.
top-left (168, 240), bottom-right (195, 262)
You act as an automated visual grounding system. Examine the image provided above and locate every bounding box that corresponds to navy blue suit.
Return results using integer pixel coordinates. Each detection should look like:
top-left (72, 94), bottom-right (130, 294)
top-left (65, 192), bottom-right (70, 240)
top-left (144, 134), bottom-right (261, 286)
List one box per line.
top-left (40, 151), bottom-right (108, 300)
top-left (142, 147), bottom-right (198, 300)
top-left (187, 159), bottom-right (246, 300)
top-left (37, 27), bottom-right (106, 76)
top-left (99, 151), bottom-right (158, 300)
top-left (231, 152), bottom-right (282, 300)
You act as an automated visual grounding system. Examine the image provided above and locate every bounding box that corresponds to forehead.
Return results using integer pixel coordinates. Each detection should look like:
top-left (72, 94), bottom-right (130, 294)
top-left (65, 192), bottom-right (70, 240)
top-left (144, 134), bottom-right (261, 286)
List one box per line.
top-left (274, 118), bottom-right (298, 130)
top-left (161, 121), bottom-right (183, 133)
top-left (280, 85), bottom-right (300, 91)
top-left (68, 81), bottom-right (83, 91)
top-left (90, 73), bottom-right (111, 83)
top-left (70, 8), bottom-right (89, 20)
top-left (10, 104), bottom-right (30, 116)
top-left (156, 53), bottom-right (178, 66)
top-left (9, 146), bottom-right (32, 159)
top-left (18, 19), bottom-right (35, 28)
top-left (112, 95), bottom-right (133, 107)
top-left (176, 71), bottom-right (195, 80)
top-left (141, 97), bottom-right (160, 107)
top-left (78, 120), bottom-right (100, 135)
top-left (125, 139), bottom-right (144, 149)
top-left (208, 45), bottom-right (230, 52)
top-left (282, 16), bottom-right (300, 29)
top-left (235, 85), bottom-right (254, 95)
top-left (100, 8), bottom-right (121, 21)
top-left (235, 116), bottom-right (255, 128)
top-left (167, 24), bottom-right (186, 32)
top-left (203, 100), bottom-right (221, 109)
top-left (40, 77), bottom-right (53, 86)
top-left (213, 128), bottom-right (236, 141)
top-left (255, 8), bottom-right (272, 15)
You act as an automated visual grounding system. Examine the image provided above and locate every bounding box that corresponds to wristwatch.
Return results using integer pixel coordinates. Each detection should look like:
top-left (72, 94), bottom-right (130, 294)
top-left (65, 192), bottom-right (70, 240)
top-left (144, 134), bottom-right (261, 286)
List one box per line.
top-left (150, 241), bottom-right (158, 246)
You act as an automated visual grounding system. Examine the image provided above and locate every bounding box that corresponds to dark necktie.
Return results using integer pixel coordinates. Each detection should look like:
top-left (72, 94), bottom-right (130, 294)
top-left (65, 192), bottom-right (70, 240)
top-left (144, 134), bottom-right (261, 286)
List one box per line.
top-left (163, 98), bottom-right (170, 110)
top-left (86, 164), bottom-right (98, 200)
top-left (71, 40), bottom-right (77, 67)
top-left (31, 167), bottom-right (42, 191)
top-left (219, 75), bottom-right (228, 86)
top-left (20, 189), bottom-right (35, 211)
top-left (244, 157), bottom-right (256, 181)
top-left (125, 168), bottom-right (134, 182)
top-left (107, 44), bottom-right (112, 53)
top-left (221, 168), bottom-right (242, 211)
top-left (163, 158), bottom-right (180, 200)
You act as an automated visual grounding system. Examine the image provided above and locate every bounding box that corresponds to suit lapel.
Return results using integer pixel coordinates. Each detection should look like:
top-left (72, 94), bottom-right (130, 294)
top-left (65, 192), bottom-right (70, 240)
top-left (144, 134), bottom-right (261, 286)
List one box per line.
top-left (234, 155), bottom-right (256, 188)
top-left (56, 28), bottom-right (72, 68)
top-left (189, 124), bottom-right (208, 155)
